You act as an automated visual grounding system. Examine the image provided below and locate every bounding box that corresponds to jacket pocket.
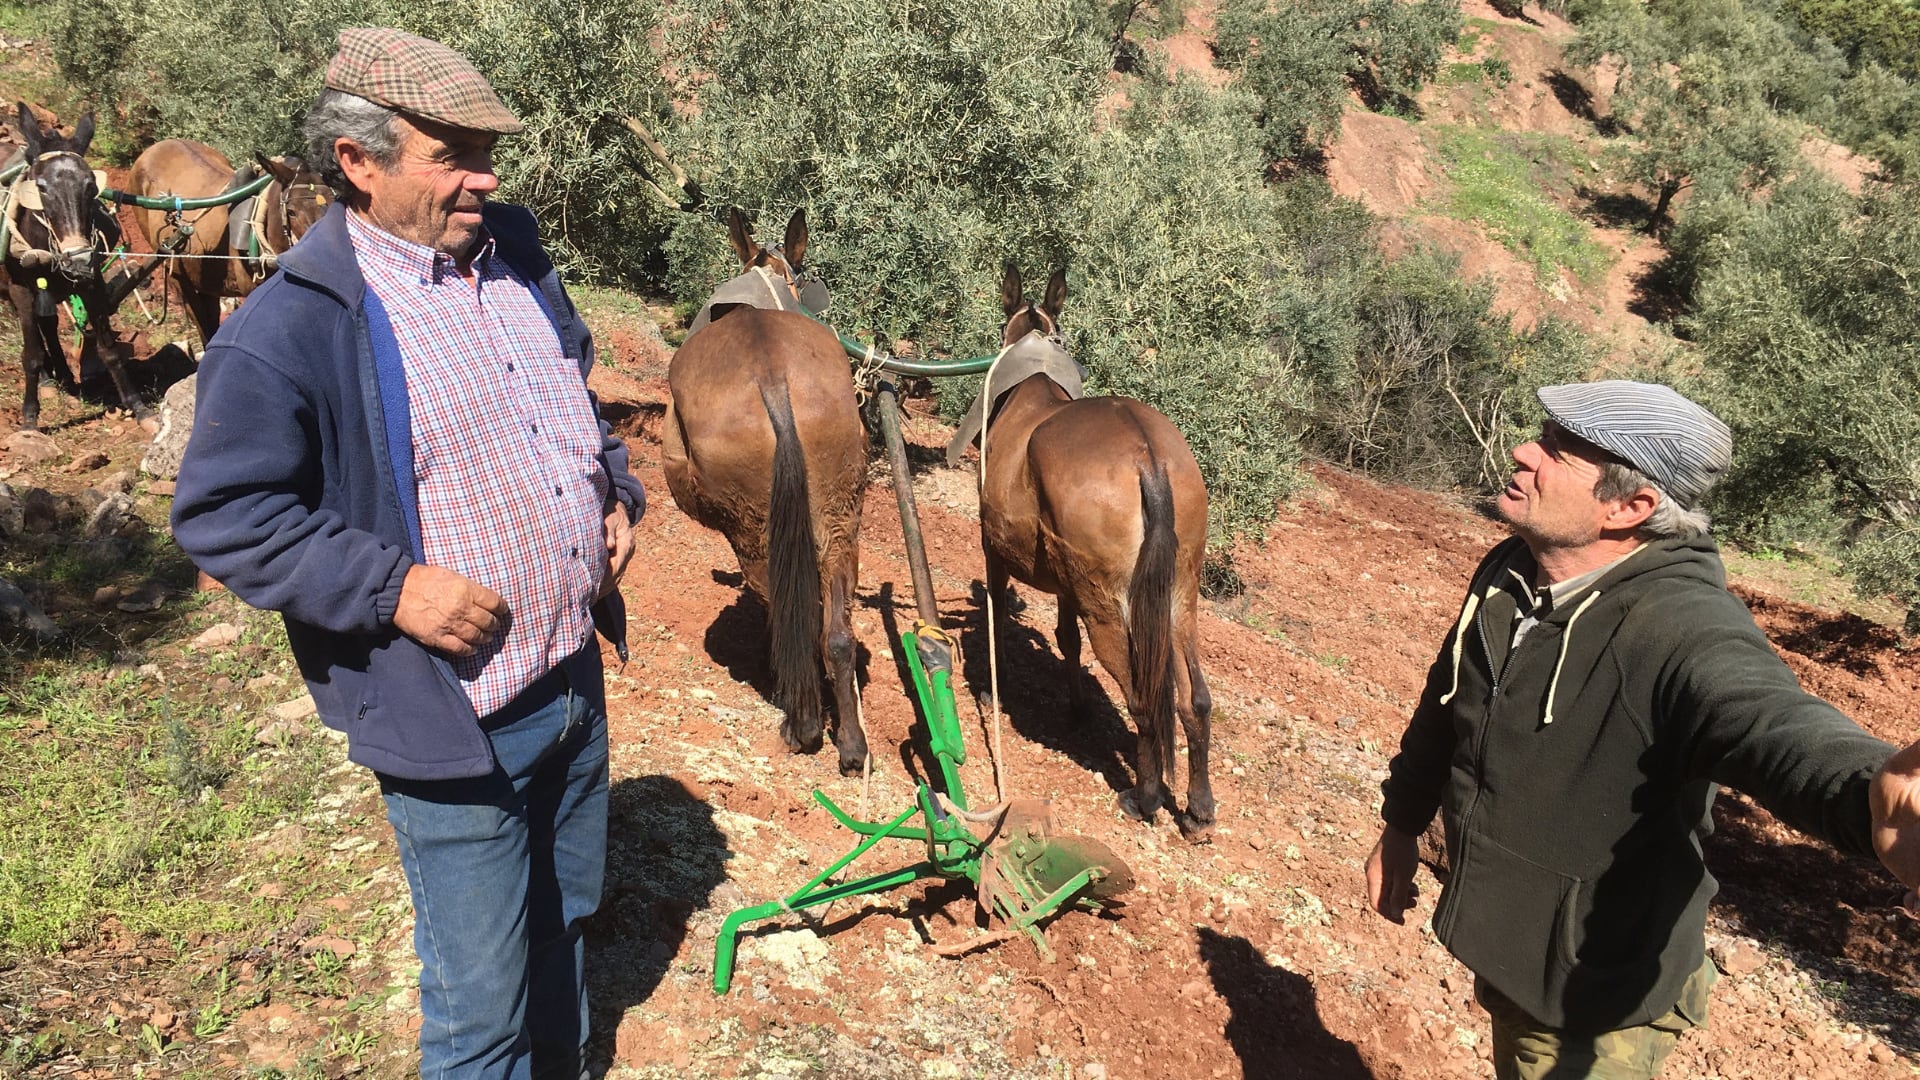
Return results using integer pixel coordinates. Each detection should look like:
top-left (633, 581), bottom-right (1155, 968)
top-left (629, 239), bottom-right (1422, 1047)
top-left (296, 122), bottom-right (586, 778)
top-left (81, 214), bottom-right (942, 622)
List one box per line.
top-left (1438, 829), bottom-right (1582, 1021)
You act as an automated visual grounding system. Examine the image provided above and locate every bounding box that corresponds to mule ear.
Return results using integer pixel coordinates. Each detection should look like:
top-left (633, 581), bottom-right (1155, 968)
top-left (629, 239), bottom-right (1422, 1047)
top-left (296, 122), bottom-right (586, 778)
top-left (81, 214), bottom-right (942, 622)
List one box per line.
top-left (16, 102), bottom-right (41, 160)
top-left (257, 153), bottom-right (299, 186)
top-left (70, 112), bottom-right (95, 155)
top-left (782, 208), bottom-right (807, 268)
top-left (1041, 266), bottom-right (1066, 321)
top-left (725, 207), bottom-right (756, 266)
top-left (1000, 263), bottom-right (1024, 317)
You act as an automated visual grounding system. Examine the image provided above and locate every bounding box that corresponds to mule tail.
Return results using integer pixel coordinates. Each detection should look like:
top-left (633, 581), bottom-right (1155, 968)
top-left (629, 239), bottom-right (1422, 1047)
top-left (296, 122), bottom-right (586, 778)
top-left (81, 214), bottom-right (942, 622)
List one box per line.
top-left (761, 380), bottom-right (826, 730)
top-left (1128, 461), bottom-right (1179, 788)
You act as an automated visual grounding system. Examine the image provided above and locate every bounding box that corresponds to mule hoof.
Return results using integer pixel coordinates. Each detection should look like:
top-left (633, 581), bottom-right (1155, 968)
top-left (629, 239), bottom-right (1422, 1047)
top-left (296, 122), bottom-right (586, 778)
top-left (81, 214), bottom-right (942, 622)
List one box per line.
top-left (837, 748), bottom-right (867, 777)
top-left (780, 722), bottom-right (823, 755)
top-left (1116, 788), bottom-right (1162, 824)
top-left (1176, 811), bottom-right (1215, 844)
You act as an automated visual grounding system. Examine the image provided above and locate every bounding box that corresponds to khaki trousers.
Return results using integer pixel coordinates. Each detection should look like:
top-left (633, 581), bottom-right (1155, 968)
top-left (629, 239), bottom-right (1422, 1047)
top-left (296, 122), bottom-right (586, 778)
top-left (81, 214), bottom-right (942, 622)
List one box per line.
top-left (1474, 961), bottom-right (1717, 1080)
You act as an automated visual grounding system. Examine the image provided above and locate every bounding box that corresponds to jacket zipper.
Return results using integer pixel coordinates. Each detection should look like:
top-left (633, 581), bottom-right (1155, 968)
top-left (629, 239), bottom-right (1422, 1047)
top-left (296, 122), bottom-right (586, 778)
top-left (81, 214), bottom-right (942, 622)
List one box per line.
top-left (1438, 592), bottom-right (1525, 939)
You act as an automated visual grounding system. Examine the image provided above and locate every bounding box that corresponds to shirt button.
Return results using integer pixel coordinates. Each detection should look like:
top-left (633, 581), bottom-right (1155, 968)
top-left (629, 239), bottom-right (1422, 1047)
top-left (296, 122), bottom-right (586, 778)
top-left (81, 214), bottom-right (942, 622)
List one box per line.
top-left (571, 546), bottom-right (580, 558)
top-left (554, 485), bottom-right (563, 497)
top-left (507, 362), bottom-right (516, 372)
top-left (531, 423), bottom-right (538, 434)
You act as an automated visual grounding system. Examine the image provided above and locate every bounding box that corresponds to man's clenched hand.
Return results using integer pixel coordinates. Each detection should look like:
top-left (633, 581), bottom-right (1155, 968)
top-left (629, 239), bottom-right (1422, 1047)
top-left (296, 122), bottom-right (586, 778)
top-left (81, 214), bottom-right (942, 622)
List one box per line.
top-left (393, 564), bottom-right (509, 657)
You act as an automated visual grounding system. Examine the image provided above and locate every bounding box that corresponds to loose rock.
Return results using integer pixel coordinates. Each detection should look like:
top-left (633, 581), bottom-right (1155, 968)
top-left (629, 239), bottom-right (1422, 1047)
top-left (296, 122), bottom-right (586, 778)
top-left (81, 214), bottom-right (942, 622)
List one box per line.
top-left (65, 449), bottom-right (109, 473)
top-left (140, 374), bottom-right (197, 480)
top-left (5, 429), bottom-right (61, 465)
top-left (83, 493), bottom-right (140, 540)
top-left (192, 622), bottom-right (244, 650)
top-left (0, 577), bottom-right (58, 638)
top-left (272, 695), bottom-right (317, 722)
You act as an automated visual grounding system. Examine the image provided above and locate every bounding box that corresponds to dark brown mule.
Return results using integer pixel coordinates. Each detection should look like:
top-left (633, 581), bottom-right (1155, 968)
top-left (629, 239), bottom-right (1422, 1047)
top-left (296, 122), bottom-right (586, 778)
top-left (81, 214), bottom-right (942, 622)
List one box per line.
top-left (662, 209), bottom-right (870, 773)
top-left (127, 139), bottom-right (329, 348)
top-left (2, 103), bottom-right (147, 430)
top-left (965, 266), bottom-right (1215, 838)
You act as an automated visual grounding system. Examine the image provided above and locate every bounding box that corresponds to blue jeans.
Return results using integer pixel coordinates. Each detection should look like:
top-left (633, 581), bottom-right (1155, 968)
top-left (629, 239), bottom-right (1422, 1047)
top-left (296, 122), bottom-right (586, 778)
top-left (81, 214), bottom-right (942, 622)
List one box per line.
top-left (378, 654), bottom-right (609, 1080)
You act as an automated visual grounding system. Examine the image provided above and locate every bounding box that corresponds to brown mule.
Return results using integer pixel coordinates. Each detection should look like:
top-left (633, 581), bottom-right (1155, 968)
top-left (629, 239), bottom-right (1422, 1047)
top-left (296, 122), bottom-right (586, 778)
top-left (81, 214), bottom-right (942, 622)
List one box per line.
top-left (126, 139), bottom-right (329, 348)
top-left (3, 103), bottom-right (147, 430)
top-left (961, 265), bottom-right (1216, 839)
top-left (662, 208), bottom-right (870, 773)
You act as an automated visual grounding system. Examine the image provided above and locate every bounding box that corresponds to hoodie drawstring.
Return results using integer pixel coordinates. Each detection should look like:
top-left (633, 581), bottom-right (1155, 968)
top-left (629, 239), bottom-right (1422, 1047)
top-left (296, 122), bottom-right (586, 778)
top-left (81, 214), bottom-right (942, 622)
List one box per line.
top-left (1438, 591), bottom-right (1484, 705)
top-left (1542, 590), bottom-right (1602, 725)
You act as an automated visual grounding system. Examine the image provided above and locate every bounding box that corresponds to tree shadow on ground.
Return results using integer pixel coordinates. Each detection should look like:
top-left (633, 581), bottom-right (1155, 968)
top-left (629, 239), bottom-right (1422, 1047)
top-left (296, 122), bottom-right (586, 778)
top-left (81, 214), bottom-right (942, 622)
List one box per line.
top-left (1546, 70), bottom-right (1625, 137)
top-left (584, 773), bottom-right (732, 1077)
top-left (1197, 927), bottom-right (1377, 1078)
top-left (1576, 185), bottom-right (1654, 231)
top-left (0, 506), bottom-right (202, 672)
top-left (955, 580), bottom-right (1136, 800)
top-left (1703, 792), bottom-right (1920, 1053)
top-left (1627, 250), bottom-right (1692, 325)
top-left (1739, 591), bottom-right (1906, 679)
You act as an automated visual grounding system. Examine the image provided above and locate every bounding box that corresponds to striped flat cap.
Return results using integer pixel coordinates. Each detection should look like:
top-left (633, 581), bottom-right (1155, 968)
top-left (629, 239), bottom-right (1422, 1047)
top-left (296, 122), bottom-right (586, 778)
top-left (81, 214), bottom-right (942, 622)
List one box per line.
top-left (1537, 381), bottom-right (1733, 510)
top-left (325, 27), bottom-right (523, 135)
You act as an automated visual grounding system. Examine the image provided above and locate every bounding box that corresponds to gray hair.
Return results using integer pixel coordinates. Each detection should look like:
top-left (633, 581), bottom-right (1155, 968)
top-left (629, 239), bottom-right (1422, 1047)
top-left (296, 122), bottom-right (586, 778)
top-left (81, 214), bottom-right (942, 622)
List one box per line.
top-left (1594, 461), bottom-right (1713, 539)
top-left (303, 89), bottom-right (402, 198)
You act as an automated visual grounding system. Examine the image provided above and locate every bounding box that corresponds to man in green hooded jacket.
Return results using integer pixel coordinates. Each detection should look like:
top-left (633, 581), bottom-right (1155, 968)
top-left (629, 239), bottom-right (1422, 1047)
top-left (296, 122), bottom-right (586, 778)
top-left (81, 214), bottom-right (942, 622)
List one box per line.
top-left (1366, 380), bottom-right (1920, 1079)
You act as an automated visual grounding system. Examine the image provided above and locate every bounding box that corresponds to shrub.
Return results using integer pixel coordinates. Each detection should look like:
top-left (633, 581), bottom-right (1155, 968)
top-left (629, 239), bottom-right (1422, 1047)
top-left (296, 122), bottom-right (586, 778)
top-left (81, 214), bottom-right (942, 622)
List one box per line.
top-left (1685, 177), bottom-right (1920, 630)
top-left (1214, 0), bottom-right (1462, 164)
top-left (1304, 251), bottom-right (1593, 491)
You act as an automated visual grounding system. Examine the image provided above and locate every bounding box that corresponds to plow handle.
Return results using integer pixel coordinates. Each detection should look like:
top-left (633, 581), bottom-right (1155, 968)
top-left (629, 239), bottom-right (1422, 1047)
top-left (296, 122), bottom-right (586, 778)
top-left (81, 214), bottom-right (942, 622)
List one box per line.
top-left (872, 376), bottom-right (939, 628)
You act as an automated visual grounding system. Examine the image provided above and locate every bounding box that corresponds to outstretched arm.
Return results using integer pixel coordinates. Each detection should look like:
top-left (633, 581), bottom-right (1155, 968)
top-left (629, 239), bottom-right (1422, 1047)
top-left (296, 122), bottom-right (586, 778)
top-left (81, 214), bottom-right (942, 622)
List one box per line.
top-left (1872, 740), bottom-right (1920, 908)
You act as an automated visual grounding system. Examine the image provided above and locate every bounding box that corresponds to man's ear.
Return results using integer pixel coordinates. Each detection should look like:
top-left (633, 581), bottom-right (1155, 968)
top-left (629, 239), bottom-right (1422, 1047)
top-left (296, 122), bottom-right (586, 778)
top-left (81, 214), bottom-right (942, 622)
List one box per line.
top-left (1604, 485), bottom-right (1660, 533)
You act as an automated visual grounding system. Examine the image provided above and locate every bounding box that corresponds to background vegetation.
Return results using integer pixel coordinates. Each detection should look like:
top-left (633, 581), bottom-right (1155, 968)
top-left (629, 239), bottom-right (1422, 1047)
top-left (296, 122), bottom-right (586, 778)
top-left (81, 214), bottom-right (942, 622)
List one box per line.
top-left (22, 0), bottom-right (1920, 623)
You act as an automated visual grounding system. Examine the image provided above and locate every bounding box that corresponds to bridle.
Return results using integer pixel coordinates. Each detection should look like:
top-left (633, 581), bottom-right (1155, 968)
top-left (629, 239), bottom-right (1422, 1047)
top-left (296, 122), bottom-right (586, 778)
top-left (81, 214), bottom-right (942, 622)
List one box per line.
top-left (755, 243), bottom-right (830, 314)
top-left (8, 149), bottom-right (109, 282)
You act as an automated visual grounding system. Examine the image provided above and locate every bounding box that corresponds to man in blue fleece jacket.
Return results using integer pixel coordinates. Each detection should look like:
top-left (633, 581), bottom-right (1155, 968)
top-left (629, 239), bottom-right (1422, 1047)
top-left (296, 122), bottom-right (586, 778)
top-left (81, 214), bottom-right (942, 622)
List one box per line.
top-left (1365, 381), bottom-right (1920, 1079)
top-left (170, 29), bottom-right (642, 1080)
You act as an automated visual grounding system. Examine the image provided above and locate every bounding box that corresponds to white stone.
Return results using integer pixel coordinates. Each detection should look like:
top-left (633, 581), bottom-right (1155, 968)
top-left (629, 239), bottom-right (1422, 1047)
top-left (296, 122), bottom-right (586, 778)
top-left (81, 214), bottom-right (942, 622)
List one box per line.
top-left (272, 694), bottom-right (317, 722)
top-left (192, 622), bottom-right (243, 649)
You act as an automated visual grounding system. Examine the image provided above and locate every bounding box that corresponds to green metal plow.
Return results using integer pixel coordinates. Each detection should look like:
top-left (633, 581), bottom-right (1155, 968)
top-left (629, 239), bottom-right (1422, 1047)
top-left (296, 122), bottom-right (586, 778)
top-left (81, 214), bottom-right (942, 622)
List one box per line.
top-left (710, 371), bottom-right (1134, 995)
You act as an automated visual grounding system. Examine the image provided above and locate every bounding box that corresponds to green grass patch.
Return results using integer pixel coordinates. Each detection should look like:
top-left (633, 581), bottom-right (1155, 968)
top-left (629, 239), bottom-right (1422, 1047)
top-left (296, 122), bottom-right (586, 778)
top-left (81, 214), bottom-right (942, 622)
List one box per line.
top-left (1433, 126), bottom-right (1614, 286)
top-left (0, 613), bottom-right (334, 957)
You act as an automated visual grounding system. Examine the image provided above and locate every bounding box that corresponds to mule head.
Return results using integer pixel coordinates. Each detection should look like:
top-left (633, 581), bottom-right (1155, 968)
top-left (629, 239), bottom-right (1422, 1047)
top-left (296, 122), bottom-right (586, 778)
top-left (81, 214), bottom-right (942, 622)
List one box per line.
top-left (999, 263), bottom-right (1066, 346)
top-left (256, 152), bottom-right (331, 243)
top-left (725, 206), bottom-right (829, 312)
top-left (15, 102), bottom-right (101, 281)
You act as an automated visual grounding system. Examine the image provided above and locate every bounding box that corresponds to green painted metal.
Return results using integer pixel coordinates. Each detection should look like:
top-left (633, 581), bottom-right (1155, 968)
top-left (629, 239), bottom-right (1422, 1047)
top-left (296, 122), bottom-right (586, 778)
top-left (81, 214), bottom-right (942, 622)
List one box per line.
top-left (796, 305), bottom-right (997, 377)
top-left (97, 172), bottom-right (272, 211)
top-left (708, 384), bottom-right (1130, 997)
top-left (902, 628), bottom-right (967, 803)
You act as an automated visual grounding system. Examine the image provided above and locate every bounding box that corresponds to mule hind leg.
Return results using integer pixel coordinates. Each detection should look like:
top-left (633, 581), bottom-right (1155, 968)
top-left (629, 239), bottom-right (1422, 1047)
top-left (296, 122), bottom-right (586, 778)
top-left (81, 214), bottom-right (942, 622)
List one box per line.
top-left (823, 547), bottom-right (867, 775)
top-left (1174, 638), bottom-right (1215, 840)
top-left (1082, 612), bottom-right (1170, 824)
top-left (1055, 597), bottom-right (1091, 723)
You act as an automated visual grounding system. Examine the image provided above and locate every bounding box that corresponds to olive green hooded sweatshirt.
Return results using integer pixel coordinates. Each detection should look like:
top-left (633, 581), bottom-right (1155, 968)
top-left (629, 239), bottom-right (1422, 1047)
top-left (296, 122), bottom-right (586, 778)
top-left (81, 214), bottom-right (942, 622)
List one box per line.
top-left (1381, 533), bottom-right (1892, 1033)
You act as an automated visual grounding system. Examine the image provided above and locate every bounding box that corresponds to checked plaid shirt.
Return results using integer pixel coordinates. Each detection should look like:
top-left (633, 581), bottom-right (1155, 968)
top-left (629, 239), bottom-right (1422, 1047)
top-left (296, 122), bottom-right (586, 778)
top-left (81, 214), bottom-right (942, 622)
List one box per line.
top-left (349, 212), bottom-right (608, 718)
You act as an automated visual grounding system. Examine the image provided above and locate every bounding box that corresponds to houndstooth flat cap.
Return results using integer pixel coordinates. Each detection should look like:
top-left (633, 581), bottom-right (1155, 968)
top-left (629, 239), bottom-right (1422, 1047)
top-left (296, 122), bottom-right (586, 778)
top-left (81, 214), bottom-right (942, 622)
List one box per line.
top-left (325, 27), bottom-right (523, 135)
top-left (1537, 381), bottom-right (1733, 510)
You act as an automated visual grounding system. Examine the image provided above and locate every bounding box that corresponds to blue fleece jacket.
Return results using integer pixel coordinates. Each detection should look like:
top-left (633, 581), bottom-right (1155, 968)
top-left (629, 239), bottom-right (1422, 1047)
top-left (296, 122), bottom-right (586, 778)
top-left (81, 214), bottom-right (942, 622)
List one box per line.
top-left (170, 201), bottom-right (644, 780)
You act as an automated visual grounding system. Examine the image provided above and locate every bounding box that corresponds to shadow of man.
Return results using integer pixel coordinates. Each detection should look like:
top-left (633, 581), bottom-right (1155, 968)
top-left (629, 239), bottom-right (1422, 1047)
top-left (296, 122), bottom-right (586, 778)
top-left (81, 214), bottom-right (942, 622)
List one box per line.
top-left (584, 774), bottom-right (732, 1076)
top-left (1197, 927), bottom-right (1377, 1079)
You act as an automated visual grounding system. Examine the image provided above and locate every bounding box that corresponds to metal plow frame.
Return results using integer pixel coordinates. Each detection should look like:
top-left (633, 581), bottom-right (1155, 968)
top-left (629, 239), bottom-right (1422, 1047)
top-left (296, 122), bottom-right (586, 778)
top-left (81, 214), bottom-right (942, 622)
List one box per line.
top-left (710, 374), bottom-right (1131, 995)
